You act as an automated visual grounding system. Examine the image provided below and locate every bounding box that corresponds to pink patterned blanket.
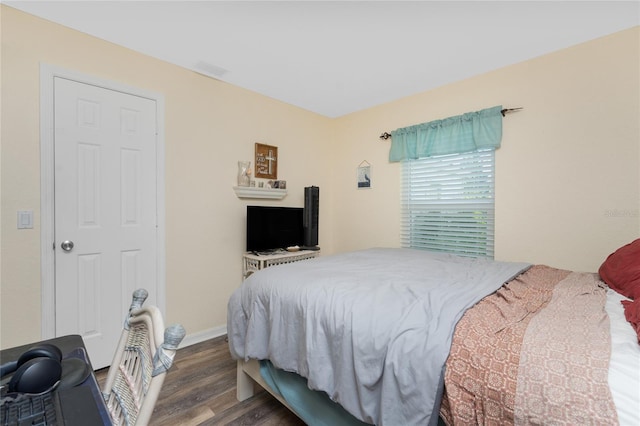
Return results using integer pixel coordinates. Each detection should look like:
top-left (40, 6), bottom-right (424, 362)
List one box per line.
top-left (441, 265), bottom-right (618, 425)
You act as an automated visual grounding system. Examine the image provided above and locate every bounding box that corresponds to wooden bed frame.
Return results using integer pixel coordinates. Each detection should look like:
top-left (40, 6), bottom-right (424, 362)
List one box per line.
top-left (236, 358), bottom-right (303, 420)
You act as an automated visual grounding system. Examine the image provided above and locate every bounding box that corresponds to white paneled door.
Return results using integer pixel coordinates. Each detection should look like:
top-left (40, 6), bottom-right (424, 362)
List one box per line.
top-left (54, 77), bottom-right (158, 368)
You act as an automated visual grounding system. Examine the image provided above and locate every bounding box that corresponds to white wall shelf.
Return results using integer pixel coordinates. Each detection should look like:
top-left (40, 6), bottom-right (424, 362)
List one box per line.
top-left (233, 186), bottom-right (287, 200)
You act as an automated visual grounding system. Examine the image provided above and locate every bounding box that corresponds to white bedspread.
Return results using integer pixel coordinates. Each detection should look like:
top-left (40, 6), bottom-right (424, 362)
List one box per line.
top-left (227, 248), bottom-right (530, 425)
top-left (606, 288), bottom-right (640, 426)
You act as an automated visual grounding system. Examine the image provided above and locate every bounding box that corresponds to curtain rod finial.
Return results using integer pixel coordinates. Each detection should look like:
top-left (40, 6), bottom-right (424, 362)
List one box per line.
top-left (380, 132), bottom-right (392, 140)
top-left (501, 107), bottom-right (523, 117)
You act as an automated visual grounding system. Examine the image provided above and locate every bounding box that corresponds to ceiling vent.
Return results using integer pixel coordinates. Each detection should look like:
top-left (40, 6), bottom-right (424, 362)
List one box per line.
top-left (193, 61), bottom-right (228, 79)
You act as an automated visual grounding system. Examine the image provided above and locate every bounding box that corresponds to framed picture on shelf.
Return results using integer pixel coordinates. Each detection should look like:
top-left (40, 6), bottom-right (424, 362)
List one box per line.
top-left (255, 143), bottom-right (278, 179)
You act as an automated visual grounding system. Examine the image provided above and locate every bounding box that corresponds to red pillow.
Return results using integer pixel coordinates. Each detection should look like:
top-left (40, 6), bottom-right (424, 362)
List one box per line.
top-left (621, 299), bottom-right (640, 344)
top-left (599, 238), bottom-right (640, 300)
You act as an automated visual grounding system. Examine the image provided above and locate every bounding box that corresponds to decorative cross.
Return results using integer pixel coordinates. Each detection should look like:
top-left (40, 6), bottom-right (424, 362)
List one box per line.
top-left (266, 150), bottom-right (276, 175)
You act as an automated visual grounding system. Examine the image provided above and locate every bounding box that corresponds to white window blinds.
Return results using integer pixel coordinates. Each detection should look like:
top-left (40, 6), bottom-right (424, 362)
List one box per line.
top-left (401, 149), bottom-right (495, 258)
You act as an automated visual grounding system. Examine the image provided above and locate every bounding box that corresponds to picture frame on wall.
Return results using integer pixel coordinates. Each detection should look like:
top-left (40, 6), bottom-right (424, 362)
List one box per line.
top-left (255, 143), bottom-right (278, 179)
top-left (357, 161), bottom-right (371, 189)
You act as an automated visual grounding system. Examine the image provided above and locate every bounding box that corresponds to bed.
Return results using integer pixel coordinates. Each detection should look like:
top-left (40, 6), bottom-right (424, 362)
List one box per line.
top-left (227, 245), bottom-right (640, 425)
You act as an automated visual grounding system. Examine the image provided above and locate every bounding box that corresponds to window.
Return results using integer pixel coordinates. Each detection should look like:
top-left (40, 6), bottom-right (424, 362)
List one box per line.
top-left (401, 149), bottom-right (495, 258)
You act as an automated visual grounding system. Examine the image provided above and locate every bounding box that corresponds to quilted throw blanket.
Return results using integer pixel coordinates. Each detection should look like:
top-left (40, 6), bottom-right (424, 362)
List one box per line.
top-left (440, 265), bottom-right (618, 425)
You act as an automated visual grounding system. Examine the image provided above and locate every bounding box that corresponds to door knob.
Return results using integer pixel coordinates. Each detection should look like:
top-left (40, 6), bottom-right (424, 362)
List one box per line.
top-left (61, 240), bottom-right (74, 252)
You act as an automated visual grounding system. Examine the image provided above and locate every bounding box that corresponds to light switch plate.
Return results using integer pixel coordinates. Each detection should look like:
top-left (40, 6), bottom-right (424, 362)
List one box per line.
top-left (17, 210), bottom-right (34, 229)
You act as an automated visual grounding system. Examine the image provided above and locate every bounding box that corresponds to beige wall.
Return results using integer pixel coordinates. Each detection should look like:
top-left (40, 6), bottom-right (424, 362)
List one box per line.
top-left (332, 27), bottom-right (640, 272)
top-left (0, 6), bottom-right (334, 348)
top-left (2, 5), bottom-right (639, 349)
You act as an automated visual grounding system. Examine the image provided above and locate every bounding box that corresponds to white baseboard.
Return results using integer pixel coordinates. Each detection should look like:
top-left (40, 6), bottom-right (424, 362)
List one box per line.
top-left (179, 324), bottom-right (227, 349)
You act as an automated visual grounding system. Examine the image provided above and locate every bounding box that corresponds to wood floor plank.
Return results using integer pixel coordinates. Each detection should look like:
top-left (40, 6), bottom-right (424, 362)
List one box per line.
top-left (95, 335), bottom-right (305, 425)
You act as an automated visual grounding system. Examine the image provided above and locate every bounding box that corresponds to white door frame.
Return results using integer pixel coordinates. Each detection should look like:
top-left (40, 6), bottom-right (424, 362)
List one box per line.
top-left (40, 63), bottom-right (166, 339)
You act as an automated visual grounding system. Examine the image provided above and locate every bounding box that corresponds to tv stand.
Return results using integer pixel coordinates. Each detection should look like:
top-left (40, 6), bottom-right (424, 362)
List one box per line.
top-left (243, 249), bottom-right (320, 279)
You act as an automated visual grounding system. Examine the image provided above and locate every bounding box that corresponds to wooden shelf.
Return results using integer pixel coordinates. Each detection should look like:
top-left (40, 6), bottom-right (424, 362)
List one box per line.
top-left (233, 186), bottom-right (287, 200)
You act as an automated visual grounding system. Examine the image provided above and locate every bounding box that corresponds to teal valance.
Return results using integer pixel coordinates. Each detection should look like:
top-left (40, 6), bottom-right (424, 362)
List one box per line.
top-left (388, 105), bottom-right (503, 162)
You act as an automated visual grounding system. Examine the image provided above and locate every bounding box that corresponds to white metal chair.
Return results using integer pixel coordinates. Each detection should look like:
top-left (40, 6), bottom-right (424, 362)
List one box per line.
top-left (101, 289), bottom-right (185, 426)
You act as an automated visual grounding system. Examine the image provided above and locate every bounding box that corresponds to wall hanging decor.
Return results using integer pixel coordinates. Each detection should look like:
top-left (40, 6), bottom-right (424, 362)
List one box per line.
top-left (357, 160), bottom-right (371, 189)
top-left (255, 143), bottom-right (278, 179)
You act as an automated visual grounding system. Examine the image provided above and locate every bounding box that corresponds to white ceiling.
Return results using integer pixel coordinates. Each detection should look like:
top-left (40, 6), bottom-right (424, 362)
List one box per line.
top-left (6, 1), bottom-right (639, 117)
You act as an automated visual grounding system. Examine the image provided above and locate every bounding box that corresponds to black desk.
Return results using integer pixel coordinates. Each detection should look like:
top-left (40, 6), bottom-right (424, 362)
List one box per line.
top-left (1, 335), bottom-right (112, 425)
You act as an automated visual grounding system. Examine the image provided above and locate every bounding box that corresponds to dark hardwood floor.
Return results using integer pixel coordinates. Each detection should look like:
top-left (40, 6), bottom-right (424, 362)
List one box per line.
top-left (95, 335), bottom-right (305, 425)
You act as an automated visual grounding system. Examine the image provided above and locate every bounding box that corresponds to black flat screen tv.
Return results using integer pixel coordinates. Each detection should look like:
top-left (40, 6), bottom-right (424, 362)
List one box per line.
top-left (246, 206), bottom-right (304, 252)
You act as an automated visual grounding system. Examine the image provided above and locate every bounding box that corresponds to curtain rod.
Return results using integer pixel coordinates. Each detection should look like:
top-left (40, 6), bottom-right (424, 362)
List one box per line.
top-left (379, 107), bottom-right (523, 140)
